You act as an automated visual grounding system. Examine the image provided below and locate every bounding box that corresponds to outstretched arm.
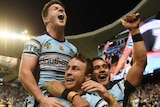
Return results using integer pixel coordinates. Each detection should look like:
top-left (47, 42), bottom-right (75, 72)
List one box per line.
top-left (119, 13), bottom-right (147, 86)
top-left (126, 33), bottom-right (147, 86)
top-left (119, 13), bottom-right (147, 107)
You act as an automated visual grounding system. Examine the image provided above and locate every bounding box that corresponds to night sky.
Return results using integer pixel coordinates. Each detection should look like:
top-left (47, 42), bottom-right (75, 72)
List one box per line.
top-left (0, 0), bottom-right (141, 36)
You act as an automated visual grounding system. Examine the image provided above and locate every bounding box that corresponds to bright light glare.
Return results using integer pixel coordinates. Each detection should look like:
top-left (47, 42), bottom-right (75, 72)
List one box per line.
top-left (0, 30), bottom-right (31, 41)
top-left (22, 30), bottom-right (28, 35)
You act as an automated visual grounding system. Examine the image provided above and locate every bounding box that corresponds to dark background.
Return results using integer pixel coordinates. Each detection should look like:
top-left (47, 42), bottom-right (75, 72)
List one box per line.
top-left (0, 0), bottom-right (141, 36)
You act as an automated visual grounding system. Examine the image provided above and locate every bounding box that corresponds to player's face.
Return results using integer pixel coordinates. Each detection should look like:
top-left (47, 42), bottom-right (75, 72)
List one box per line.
top-left (64, 58), bottom-right (87, 91)
top-left (45, 4), bottom-right (67, 27)
top-left (92, 59), bottom-right (110, 86)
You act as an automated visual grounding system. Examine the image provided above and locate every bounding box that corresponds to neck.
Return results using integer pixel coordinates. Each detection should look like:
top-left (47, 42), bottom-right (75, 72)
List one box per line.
top-left (46, 26), bottom-right (65, 41)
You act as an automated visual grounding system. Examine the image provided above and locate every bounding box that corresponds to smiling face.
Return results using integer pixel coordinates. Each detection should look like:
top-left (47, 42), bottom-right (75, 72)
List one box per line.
top-left (64, 58), bottom-right (90, 91)
top-left (92, 59), bottom-right (110, 86)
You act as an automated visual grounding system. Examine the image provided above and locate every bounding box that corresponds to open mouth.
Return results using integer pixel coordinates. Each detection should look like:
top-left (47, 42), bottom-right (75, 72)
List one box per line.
top-left (65, 78), bottom-right (74, 83)
top-left (98, 73), bottom-right (107, 79)
top-left (58, 12), bottom-right (64, 20)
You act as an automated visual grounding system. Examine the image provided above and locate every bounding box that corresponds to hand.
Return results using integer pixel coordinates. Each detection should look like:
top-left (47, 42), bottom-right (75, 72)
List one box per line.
top-left (40, 96), bottom-right (65, 107)
top-left (81, 80), bottom-right (107, 97)
top-left (82, 80), bottom-right (120, 107)
top-left (119, 13), bottom-right (140, 33)
top-left (72, 95), bottom-right (90, 107)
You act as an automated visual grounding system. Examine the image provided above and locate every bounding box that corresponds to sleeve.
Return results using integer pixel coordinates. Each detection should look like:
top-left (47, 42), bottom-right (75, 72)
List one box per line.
top-left (22, 37), bottom-right (41, 57)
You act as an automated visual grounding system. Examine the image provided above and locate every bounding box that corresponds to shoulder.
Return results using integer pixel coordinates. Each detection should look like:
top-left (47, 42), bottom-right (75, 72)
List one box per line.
top-left (65, 39), bottom-right (77, 53)
top-left (32, 34), bottom-right (51, 42)
top-left (81, 93), bottom-right (109, 107)
top-left (109, 79), bottom-right (125, 94)
top-left (65, 39), bottom-right (76, 47)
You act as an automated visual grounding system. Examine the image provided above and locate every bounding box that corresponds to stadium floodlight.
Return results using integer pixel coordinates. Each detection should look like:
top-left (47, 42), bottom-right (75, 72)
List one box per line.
top-left (0, 30), bottom-right (31, 41)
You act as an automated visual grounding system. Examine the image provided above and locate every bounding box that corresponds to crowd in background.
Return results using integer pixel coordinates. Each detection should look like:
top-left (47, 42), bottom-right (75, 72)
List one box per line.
top-left (128, 82), bottom-right (160, 107)
top-left (0, 82), bottom-right (28, 107)
top-left (0, 77), bottom-right (160, 107)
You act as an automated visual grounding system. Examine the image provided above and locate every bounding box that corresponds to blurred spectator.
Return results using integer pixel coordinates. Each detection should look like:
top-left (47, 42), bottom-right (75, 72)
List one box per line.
top-left (0, 82), bottom-right (29, 107)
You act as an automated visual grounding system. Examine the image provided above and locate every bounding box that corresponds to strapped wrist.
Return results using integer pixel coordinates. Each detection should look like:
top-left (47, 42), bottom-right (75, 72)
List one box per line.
top-left (132, 33), bottom-right (143, 42)
top-left (61, 89), bottom-right (71, 100)
top-left (67, 91), bottom-right (78, 102)
top-left (71, 93), bottom-right (79, 102)
top-left (61, 89), bottom-right (79, 102)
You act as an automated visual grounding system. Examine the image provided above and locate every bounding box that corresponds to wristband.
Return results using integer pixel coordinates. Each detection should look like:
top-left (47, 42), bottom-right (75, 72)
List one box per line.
top-left (71, 93), bottom-right (79, 101)
top-left (132, 33), bottom-right (143, 42)
top-left (67, 91), bottom-right (78, 101)
top-left (61, 89), bottom-right (71, 100)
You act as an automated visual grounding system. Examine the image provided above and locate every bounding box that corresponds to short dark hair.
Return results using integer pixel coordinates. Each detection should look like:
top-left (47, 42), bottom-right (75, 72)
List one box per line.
top-left (91, 57), bottom-right (110, 69)
top-left (71, 53), bottom-right (93, 75)
top-left (41, 0), bottom-right (65, 18)
top-left (91, 57), bottom-right (104, 63)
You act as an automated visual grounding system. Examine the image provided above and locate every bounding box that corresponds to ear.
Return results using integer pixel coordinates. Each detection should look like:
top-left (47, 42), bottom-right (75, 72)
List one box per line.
top-left (85, 74), bottom-right (92, 81)
top-left (43, 17), bottom-right (49, 25)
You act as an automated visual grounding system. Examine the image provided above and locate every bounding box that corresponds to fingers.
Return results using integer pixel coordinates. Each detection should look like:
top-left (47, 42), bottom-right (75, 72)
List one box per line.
top-left (40, 97), bottom-right (66, 107)
top-left (119, 18), bottom-right (125, 24)
top-left (53, 98), bottom-right (66, 107)
top-left (119, 13), bottom-right (140, 23)
top-left (126, 13), bottom-right (140, 23)
top-left (81, 80), bottom-right (100, 92)
top-left (50, 103), bottom-right (65, 107)
top-left (54, 102), bottom-right (66, 107)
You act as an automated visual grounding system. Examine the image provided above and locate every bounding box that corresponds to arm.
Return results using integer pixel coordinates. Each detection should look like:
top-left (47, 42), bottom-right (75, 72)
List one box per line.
top-left (126, 32), bottom-right (147, 86)
top-left (44, 80), bottom-right (90, 107)
top-left (81, 80), bottom-right (122, 107)
top-left (19, 56), bottom-right (44, 102)
top-left (19, 56), bottom-right (65, 107)
top-left (119, 13), bottom-right (147, 86)
top-left (120, 13), bottom-right (147, 107)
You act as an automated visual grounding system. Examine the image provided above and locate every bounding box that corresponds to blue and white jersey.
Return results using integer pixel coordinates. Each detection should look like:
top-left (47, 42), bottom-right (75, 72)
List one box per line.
top-left (82, 93), bottom-right (109, 107)
top-left (22, 34), bottom-right (77, 89)
top-left (53, 93), bottom-right (109, 107)
top-left (109, 79), bottom-right (125, 105)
